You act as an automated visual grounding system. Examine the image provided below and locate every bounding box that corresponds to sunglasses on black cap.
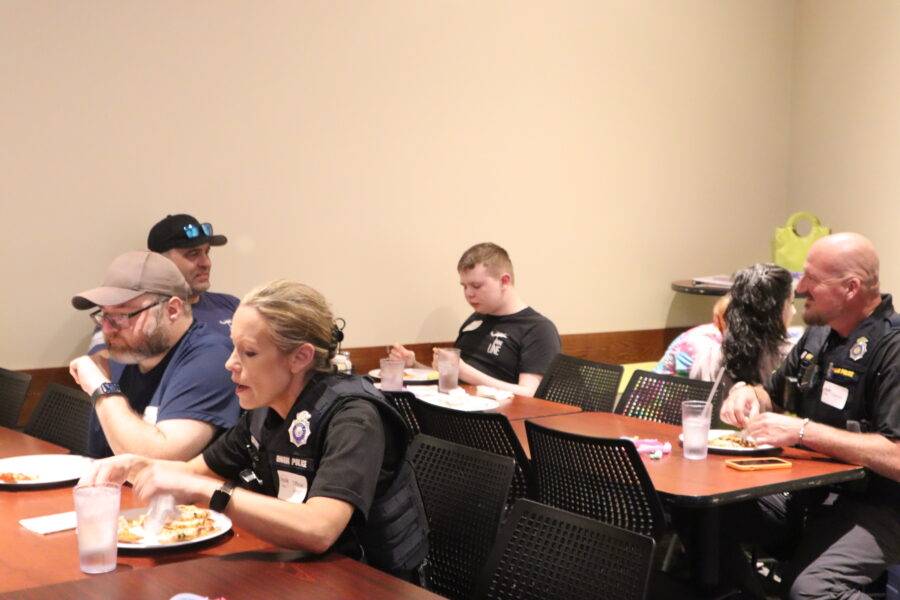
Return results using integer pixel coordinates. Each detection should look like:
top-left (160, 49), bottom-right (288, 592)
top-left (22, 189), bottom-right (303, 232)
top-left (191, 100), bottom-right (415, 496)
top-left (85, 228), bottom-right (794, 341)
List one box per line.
top-left (183, 223), bottom-right (214, 239)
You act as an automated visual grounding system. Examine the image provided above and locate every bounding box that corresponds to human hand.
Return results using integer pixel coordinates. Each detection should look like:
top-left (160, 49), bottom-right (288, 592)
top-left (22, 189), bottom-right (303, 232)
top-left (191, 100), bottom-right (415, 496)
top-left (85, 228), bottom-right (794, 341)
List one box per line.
top-left (130, 463), bottom-right (212, 506)
top-left (78, 454), bottom-right (149, 487)
top-left (719, 386), bottom-right (760, 429)
top-left (389, 343), bottom-right (416, 368)
top-left (69, 355), bottom-right (110, 397)
top-left (746, 413), bottom-right (805, 447)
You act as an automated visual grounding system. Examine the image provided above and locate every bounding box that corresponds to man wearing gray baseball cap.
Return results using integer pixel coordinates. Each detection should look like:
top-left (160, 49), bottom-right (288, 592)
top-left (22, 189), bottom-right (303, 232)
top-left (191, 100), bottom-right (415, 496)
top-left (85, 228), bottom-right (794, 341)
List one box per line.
top-left (69, 251), bottom-right (240, 459)
top-left (87, 214), bottom-right (239, 359)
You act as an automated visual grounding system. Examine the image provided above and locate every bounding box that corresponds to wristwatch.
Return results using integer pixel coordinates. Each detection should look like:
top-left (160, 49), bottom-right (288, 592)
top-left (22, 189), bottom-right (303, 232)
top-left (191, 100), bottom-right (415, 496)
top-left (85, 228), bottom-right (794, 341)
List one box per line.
top-left (90, 382), bottom-right (122, 405)
top-left (209, 481), bottom-right (236, 513)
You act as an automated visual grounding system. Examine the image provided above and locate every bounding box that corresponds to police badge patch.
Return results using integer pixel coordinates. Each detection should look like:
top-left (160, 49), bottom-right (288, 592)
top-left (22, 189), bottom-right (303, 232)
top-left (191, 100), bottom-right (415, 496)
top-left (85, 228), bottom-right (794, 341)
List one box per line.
top-left (289, 410), bottom-right (312, 447)
top-left (849, 336), bottom-right (868, 361)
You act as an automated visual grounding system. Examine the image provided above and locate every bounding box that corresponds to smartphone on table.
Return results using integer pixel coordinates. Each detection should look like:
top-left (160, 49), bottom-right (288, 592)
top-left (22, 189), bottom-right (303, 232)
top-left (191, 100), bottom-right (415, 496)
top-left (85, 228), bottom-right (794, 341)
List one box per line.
top-left (725, 457), bottom-right (792, 471)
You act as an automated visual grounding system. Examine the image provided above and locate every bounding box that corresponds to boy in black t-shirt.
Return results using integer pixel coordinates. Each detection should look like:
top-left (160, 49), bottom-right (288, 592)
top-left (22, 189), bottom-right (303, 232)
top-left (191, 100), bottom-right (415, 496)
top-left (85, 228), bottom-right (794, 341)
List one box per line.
top-left (391, 243), bottom-right (560, 397)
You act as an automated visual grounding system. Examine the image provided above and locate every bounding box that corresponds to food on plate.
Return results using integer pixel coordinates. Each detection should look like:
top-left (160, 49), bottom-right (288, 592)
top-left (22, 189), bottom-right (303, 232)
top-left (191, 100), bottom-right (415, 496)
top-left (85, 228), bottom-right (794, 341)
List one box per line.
top-left (404, 370), bottom-right (438, 380)
top-left (0, 472), bottom-right (38, 483)
top-left (709, 432), bottom-right (758, 449)
top-left (118, 504), bottom-right (219, 544)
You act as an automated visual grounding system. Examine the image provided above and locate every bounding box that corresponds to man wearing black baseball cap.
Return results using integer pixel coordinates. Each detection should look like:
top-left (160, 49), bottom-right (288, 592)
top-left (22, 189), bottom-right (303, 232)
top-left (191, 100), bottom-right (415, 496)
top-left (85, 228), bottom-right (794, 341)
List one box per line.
top-left (70, 251), bottom-right (240, 459)
top-left (88, 214), bottom-right (239, 359)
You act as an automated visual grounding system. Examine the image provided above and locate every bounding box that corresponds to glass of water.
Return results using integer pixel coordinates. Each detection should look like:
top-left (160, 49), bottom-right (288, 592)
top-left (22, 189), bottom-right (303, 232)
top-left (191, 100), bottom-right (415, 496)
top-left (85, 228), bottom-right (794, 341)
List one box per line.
top-left (681, 401), bottom-right (712, 460)
top-left (73, 482), bottom-right (121, 574)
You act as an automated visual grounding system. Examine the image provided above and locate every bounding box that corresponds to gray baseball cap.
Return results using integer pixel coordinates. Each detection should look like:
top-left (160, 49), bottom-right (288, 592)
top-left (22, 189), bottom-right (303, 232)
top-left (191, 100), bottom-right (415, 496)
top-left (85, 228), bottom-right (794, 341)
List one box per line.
top-left (72, 251), bottom-right (191, 310)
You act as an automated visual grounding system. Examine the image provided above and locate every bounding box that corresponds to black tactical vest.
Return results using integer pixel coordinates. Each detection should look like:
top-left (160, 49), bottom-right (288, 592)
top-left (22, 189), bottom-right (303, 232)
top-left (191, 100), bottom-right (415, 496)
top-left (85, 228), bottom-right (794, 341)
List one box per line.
top-left (790, 304), bottom-right (900, 433)
top-left (245, 372), bottom-right (429, 574)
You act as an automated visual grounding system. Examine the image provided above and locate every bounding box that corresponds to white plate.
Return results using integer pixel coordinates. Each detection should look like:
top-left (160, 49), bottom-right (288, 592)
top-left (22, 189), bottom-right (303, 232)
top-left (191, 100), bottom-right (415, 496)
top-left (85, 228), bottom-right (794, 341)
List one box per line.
top-left (367, 368), bottom-right (439, 385)
top-left (0, 454), bottom-right (93, 487)
top-left (679, 429), bottom-right (778, 455)
top-left (415, 392), bottom-right (500, 412)
top-left (118, 507), bottom-right (232, 550)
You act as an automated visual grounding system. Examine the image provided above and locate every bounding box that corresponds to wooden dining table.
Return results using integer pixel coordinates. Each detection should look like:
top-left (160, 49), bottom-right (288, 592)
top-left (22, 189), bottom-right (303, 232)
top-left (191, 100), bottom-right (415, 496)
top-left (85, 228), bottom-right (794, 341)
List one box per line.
top-left (511, 412), bottom-right (866, 596)
top-left (0, 425), bottom-right (67, 458)
top-left (510, 413), bottom-right (865, 505)
top-left (414, 384), bottom-right (583, 421)
top-left (0, 425), bottom-right (442, 599)
top-left (0, 549), bottom-right (445, 600)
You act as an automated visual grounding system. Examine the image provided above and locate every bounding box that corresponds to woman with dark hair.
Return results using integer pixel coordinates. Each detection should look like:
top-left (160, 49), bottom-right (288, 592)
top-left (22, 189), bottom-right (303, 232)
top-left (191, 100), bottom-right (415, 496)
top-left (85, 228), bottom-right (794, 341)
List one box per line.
top-left (721, 263), bottom-right (796, 388)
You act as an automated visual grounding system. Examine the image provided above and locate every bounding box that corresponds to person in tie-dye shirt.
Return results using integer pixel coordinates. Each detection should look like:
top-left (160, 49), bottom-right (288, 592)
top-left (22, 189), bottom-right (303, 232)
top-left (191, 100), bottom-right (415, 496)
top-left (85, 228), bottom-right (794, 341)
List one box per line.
top-left (654, 295), bottom-right (730, 379)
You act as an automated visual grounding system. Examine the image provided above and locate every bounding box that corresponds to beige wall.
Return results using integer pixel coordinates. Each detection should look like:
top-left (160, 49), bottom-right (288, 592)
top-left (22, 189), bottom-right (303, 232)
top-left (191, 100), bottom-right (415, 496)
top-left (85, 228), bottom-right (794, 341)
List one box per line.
top-left (2, 1), bottom-right (796, 370)
top-left (790, 0), bottom-right (900, 294)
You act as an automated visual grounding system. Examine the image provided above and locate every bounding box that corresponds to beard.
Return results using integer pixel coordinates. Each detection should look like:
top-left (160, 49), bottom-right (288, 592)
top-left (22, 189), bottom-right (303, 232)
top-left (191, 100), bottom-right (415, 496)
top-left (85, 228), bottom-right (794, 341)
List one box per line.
top-left (802, 310), bottom-right (829, 327)
top-left (105, 315), bottom-right (171, 364)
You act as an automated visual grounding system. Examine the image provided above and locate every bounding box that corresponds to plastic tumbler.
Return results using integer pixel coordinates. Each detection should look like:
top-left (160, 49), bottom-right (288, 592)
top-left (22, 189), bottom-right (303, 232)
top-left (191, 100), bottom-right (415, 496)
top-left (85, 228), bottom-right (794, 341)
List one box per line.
top-left (681, 401), bottom-right (712, 460)
top-left (437, 348), bottom-right (461, 393)
top-left (379, 358), bottom-right (405, 392)
top-left (73, 482), bottom-right (121, 574)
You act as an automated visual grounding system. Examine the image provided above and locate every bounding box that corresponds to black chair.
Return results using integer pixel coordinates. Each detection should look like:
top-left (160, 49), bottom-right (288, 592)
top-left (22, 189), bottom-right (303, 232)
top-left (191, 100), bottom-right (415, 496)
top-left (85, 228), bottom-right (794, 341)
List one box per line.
top-left (534, 353), bottom-right (623, 413)
top-left (474, 499), bottom-right (655, 600)
top-left (615, 369), bottom-right (719, 426)
top-left (525, 420), bottom-right (666, 542)
top-left (409, 435), bottom-right (515, 600)
top-left (23, 383), bottom-right (93, 454)
top-left (410, 396), bottom-right (535, 507)
top-left (381, 390), bottom-right (421, 441)
top-left (0, 367), bottom-right (32, 429)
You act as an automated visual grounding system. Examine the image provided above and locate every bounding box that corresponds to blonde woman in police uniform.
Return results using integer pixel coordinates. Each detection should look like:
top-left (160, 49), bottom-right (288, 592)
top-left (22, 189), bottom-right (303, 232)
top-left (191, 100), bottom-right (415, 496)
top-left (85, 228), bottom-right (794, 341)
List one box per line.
top-left (82, 280), bottom-right (427, 578)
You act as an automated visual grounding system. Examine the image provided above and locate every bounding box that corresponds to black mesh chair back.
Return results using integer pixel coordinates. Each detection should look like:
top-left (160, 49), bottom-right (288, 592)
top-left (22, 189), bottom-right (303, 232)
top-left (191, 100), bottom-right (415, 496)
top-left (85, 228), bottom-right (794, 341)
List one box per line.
top-left (474, 499), bottom-right (655, 600)
top-left (409, 435), bottom-right (515, 600)
top-left (410, 396), bottom-right (535, 506)
top-left (615, 369), bottom-right (718, 425)
top-left (534, 353), bottom-right (623, 413)
top-left (23, 383), bottom-right (93, 454)
top-left (381, 390), bottom-right (421, 441)
top-left (0, 367), bottom-right (32, 429)
top-left (525, 420), bottom-right (666, 541)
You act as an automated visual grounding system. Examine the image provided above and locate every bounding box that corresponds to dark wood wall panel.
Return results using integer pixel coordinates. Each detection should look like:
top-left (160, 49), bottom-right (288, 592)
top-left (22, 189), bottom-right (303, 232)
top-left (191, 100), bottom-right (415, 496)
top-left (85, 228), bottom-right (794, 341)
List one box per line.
top-left (17, 327), bottom-right (684, 426)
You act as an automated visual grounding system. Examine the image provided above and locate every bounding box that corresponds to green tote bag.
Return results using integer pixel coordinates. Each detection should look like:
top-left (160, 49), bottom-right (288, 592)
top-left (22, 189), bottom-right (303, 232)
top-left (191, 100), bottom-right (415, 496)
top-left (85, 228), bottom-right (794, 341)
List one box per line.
top-left (772, 212), bottom-right (831, 273)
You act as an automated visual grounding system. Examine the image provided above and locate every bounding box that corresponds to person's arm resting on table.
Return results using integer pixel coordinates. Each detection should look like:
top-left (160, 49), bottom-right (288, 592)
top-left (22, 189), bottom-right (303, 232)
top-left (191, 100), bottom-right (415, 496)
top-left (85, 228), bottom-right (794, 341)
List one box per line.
top-left (720, 350), bottom-right (900, 483)
top-left (457, 358), bottom-right (542, 397)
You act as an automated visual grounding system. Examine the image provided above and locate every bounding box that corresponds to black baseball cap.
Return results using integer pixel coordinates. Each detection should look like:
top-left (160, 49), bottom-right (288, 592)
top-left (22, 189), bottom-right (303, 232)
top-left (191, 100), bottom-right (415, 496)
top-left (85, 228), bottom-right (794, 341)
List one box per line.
top-left (147, 214), bottom-right (228, 253)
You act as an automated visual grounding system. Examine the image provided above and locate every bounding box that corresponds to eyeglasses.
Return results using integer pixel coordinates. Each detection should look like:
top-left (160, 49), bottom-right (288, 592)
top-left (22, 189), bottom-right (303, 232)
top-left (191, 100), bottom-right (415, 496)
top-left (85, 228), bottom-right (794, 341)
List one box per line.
top-left (90, 299), bottom-right (166, 329)
top-left (183, 222), bottom-right (213, 239)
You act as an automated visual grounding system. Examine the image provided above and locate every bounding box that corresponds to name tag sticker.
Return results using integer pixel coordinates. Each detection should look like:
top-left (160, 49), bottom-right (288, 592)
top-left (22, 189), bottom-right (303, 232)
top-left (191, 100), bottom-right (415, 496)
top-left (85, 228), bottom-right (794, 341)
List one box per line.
top-left (462, 320), bottom-right (483, 333)
top-left (276, 470), bottom-right (308, 504)
top-left (142, 406), bottom-right (159, 424)
top-left (821, 380), bottom-right (849, 410)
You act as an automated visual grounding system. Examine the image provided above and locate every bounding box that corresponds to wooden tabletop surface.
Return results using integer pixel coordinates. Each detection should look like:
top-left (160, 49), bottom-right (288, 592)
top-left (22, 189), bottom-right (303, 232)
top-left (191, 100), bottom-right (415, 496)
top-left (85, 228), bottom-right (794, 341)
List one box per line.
top-left (0, 549), bottom-right (445, 600)
top-left (0, 481), bottom-right (274, 593)
top-left (0, 426), bottom-right (67, 458)
top-left (0, 426), bottom-right (273, 594)
top-left (511, 412), bottom-right (865, 506)
top-left (476, 386), bottom-right (582, 420)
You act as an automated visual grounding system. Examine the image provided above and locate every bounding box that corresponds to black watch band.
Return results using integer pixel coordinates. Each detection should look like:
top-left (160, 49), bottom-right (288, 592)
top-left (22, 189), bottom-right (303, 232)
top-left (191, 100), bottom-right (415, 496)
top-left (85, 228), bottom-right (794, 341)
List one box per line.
top-left (90, 382), bottom-right (122, 406)
top-left (209, 481), bottom-right (236, 513)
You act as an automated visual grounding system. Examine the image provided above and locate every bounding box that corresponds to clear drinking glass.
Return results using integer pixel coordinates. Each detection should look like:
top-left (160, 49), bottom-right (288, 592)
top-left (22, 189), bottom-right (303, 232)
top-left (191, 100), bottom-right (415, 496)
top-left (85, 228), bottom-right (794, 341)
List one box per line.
top-left (379, 358), bottom-right (405, 392)
top-left (681, 401), bottom-right (712, 460)
top-left (73, 482), bottom-right (121, 574)
top-left (436, 348), bottom-right (461, 393)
